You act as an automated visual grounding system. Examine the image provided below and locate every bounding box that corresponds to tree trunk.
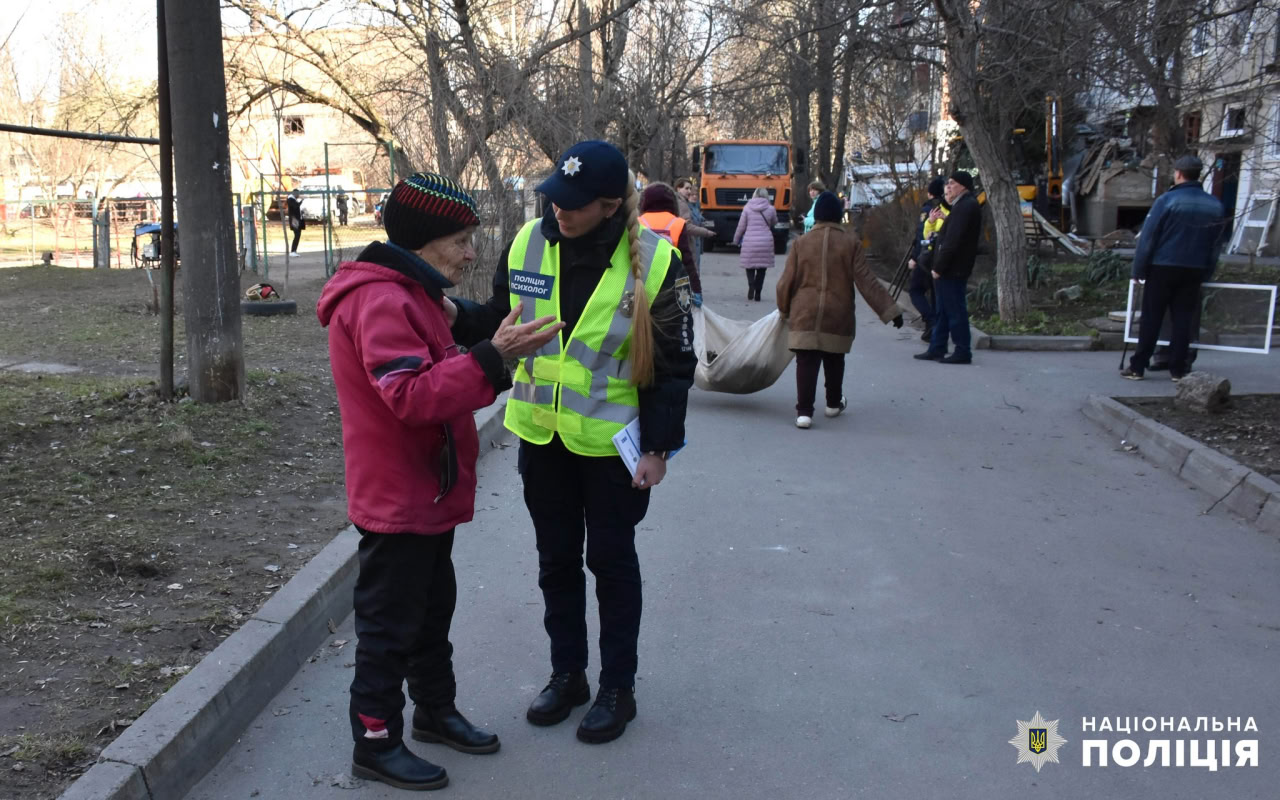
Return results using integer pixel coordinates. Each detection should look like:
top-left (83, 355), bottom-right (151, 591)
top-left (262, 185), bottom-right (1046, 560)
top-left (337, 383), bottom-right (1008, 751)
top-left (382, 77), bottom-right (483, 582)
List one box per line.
top-left (814, 28), bottom-right (836, 186)
top-left (831, 32), bottom-right (856, 191)
top-left (578, 0), bottom-right (596, 137)
top-left (959, 115), bottom-right (1031, 320)
top-left (164, 0), bottom-right (244, 403)
top-left (789, 73), bottom-right (812, 226)
top-left (425, 29), bottom-right (454, 175)
top-left (935, 0), bottom-right (1031, 320)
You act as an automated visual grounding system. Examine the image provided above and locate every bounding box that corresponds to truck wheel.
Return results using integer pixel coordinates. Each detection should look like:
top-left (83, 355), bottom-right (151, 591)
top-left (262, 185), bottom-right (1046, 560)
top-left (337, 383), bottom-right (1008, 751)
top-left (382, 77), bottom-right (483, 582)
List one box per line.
top-left (704, 240), bottom-right (715, 253)
top-left (241, 300), bottom-right (298, 317)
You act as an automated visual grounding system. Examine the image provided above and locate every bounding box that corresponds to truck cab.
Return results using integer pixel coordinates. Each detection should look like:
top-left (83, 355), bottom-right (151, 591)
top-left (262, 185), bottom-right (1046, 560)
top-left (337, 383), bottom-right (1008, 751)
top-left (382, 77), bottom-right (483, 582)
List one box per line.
top-left (694, 140), bottom-right (798, 254)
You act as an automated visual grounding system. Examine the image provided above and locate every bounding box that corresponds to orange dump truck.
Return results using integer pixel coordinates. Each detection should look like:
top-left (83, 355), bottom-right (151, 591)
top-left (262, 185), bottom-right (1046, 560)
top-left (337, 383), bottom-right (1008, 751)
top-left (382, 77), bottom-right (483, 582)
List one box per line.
top-left (692, 139), bottom-right (799, 254)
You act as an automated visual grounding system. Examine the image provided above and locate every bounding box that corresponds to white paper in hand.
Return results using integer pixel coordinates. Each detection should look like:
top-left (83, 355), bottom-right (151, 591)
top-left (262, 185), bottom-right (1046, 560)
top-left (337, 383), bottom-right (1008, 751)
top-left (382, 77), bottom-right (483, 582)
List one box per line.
top-left (612, 417), bottom-right (683, 478)
top-left (611, 418), bottom-right (644, 478)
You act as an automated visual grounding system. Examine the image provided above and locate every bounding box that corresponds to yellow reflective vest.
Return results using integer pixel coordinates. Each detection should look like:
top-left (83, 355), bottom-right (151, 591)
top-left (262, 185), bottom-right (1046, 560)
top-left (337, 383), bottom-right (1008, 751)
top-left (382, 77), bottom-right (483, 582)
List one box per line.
top-left (503, 219), bottom-right (674, 456)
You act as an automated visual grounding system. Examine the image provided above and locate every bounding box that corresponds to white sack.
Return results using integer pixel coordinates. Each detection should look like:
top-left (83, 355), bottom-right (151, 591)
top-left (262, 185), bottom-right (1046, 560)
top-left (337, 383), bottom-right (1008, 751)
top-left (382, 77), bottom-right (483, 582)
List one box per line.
top-left (692, 305), bottom-right (794, 394)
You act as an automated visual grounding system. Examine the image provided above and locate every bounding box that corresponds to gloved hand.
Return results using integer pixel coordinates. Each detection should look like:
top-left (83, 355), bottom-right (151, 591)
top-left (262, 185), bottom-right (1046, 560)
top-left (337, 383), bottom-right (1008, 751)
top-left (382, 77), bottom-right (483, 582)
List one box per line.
top-left (692, 292), bottom-right (703, 308)
top-left (892, 314), bottom-right (904, 329)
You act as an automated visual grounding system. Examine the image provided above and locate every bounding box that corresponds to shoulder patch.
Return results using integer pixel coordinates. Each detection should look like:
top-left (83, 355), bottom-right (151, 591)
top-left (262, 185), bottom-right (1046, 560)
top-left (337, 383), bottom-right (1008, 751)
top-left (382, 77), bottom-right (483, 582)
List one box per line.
top-left (674, 276), bottom-right (692, 313)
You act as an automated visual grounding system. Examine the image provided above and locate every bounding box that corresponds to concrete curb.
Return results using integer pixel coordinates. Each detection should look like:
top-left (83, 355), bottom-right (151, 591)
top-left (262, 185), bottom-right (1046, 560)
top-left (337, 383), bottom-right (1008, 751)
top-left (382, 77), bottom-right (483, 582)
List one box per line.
top-left (987, 334), bottom-right (1098, 351)
top-left (58, 393), bottom-right (514, 800)
top-left (1083, 394), bottom-right (1280, 534)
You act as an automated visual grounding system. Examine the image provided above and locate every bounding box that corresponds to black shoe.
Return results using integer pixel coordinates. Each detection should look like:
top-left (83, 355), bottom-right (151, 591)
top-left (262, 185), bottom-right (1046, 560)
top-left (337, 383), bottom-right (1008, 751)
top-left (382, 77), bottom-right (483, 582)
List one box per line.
top-left (526, 671), bottom-right (590, 726)
top-left (412, 703), bottom-right (500, 754)
top-left (913, 350), bottom-right (945, 361)
top-left (939, 353), bottom-right (972, 364)
top-left (576, 687), bottom-right (637, 744)
top-left (1120, 367), bottom-right (1144, 381)
top-left (351, 741), bottom-right (448, 791)
top-left (920, 327), bottom-right (933, 342)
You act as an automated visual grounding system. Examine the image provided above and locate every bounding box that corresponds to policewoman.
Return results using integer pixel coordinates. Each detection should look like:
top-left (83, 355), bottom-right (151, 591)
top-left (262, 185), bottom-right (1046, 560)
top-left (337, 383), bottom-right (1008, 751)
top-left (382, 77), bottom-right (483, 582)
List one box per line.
top-left (448, 140), bottom-right (695, 743)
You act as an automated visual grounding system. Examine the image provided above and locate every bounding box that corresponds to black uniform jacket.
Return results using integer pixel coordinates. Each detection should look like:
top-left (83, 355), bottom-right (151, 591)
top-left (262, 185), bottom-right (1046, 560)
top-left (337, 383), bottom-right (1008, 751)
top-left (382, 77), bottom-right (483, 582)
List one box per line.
top-left (450, 207), bottom-right (695, 453)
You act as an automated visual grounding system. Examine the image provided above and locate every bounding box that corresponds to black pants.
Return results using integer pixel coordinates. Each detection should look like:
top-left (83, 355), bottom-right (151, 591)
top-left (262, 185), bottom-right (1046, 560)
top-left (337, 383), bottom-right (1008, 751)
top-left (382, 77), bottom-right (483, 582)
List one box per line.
top-left (794, 350), bottom-right (845, 416)
top-left (290, 225), bottom-right (302, 253)
top-left (1130, 266), bottom-right (1203, 375)
top-left (520, 437), bottom-right (649, 689)
top-left (349, 527), bottom-right (457, 745)
top-left (907, 264), bottom-right (935, 327)
top-left (745, 268), bottom-right (767, 299)
top-left (1153, 300), bottom-right (1202, 367)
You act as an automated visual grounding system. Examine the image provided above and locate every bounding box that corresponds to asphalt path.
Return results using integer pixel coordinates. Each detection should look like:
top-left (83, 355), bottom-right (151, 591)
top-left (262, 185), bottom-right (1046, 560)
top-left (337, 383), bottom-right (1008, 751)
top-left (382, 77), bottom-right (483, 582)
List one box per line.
top-left (187, 249), bottom-right (1280, 799)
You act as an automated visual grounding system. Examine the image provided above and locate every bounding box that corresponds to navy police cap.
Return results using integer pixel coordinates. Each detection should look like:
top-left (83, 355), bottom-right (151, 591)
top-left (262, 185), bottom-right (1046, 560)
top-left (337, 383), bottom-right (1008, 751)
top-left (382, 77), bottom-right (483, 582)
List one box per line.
top-left (536, 140), bottom-right (629, 210)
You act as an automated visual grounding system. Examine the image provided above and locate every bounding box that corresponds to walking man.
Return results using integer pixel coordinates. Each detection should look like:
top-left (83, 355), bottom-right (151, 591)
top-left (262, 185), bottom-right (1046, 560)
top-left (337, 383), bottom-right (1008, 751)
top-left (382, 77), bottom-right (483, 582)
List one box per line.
top-left (915, 171), bottom-right (980, 364)
top-left (1121, 154), bottom-right (1225, 381)
top-left (286, 188), bottom-right (305, 257)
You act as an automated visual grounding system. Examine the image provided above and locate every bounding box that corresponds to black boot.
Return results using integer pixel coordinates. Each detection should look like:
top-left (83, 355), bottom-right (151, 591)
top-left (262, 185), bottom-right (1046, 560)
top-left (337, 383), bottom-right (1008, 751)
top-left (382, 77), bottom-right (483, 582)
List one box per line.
top-left (351, 741), bottom-right (448, 791)
top-left (576, 687), bottom-right (637, 744)
top-left (412, 703), bottom-right (500, 754)
top-left (526, 671), bottom-right (590, 726)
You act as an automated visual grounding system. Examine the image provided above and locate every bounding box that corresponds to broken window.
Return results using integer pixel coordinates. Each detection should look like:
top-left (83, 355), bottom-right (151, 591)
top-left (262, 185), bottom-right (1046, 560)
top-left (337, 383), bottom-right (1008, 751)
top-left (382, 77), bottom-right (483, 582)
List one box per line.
top-left (1185, 112), bottom-right (1202, 144)
top-left (284, 116), bottom-right (305, 136)
top-left (1221, 105), bottom-right (1247, 137)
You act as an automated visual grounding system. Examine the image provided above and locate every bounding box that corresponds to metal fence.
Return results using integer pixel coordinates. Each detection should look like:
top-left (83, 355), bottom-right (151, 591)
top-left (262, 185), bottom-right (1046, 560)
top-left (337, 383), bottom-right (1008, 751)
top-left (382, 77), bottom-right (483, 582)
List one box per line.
top-left (0, 194), bottom-right (247, 269)
top-left (240, 184), bottom-right (538, 300)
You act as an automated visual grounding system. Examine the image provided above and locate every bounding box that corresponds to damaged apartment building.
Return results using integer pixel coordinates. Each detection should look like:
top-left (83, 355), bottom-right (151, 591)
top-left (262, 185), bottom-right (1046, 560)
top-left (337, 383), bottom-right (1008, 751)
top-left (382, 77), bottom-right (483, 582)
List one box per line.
top-left (1073, 5), bottom-right (1280, 256)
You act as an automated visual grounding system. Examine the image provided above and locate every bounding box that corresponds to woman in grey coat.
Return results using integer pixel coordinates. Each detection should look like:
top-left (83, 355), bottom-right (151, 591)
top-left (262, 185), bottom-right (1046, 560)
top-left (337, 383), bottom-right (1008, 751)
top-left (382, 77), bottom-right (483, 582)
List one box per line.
top-left (733, 187), bottom-right (777, 301)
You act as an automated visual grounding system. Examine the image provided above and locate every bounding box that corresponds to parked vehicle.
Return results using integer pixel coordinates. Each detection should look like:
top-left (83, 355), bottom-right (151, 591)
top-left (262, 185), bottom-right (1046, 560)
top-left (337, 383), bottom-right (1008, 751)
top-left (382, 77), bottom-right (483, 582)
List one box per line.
top-left (692, 139), bottom-right (800, 254)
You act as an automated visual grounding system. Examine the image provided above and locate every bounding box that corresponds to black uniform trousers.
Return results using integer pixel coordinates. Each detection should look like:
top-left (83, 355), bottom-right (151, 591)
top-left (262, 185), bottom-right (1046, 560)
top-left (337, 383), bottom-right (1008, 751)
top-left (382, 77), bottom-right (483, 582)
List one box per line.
top-left (745, 268), bottom-right (767, 299)
top-left (520, 436), bottom-right (650, 690)
top-left (1130, 265), bottom-right (1204, 375)
top-left (348, 527), bottom-right (457, 745)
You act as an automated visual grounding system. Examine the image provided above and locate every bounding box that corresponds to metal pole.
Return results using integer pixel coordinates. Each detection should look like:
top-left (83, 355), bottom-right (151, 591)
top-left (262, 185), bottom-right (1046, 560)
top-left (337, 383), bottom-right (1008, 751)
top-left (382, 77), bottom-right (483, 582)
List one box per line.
top-left (259, 179), bottom-right (269, 279)
top-left (235, 192), bottom-right (244, 271)
top-left (324, 143), bottom-right (332, 276)
top-left (0, 122), bottom-right (159, 145)
top-left (386, 140), bottom-right (396, 187)
top-left (157, 0), bottom-right (176, 400)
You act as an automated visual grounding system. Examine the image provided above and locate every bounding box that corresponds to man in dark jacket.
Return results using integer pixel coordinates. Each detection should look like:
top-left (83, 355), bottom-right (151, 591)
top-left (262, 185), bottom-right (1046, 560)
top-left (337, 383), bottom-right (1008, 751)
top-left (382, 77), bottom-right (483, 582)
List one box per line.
top-left (915, 170), bottom-right (981, 364)
top-left (286, 189), bottom-right (305, 256)
top-left (1121, 154), bottom-right (1225, 381)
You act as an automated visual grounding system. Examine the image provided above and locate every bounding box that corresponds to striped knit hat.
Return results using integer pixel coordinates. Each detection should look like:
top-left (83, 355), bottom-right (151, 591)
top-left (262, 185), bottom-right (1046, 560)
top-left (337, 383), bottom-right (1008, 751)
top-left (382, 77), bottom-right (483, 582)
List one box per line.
top-left (382, 172), bottom-right (481, 250)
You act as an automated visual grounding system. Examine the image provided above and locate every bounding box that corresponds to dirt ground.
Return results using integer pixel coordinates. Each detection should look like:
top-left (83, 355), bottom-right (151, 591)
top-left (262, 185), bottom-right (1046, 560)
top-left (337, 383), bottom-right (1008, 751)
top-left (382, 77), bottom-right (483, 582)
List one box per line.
top-left (0, 265), bottom-right (348, 799)
top-left (1119, 394), bottom-right (1280, 480)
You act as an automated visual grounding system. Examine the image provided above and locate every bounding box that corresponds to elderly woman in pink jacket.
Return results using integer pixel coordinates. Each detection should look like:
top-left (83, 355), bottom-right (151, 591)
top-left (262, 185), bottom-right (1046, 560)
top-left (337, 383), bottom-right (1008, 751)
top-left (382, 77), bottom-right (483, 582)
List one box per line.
top-left (733, 187), bottom-right (778, 301)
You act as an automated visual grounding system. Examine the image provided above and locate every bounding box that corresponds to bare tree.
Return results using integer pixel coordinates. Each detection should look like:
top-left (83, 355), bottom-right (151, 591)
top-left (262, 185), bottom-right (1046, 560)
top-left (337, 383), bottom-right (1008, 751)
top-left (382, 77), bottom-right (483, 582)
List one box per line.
top-left (922, 0), bottom-right (1091, 319)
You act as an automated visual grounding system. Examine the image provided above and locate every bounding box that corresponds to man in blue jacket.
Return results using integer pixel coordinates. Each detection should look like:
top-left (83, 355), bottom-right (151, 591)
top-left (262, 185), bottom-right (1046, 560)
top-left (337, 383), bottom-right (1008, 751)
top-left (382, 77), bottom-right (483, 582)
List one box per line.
top-left (1121, 155), bottom-right (1226, 381)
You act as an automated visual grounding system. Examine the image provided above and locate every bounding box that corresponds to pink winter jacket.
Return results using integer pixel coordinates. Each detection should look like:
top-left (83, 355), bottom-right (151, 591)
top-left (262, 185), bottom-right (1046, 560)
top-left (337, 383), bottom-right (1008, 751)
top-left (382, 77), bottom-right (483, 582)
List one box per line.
top-left (733, 196), bottom-right (778, 270)
top-left (317, 249), bottom-right (500, 534)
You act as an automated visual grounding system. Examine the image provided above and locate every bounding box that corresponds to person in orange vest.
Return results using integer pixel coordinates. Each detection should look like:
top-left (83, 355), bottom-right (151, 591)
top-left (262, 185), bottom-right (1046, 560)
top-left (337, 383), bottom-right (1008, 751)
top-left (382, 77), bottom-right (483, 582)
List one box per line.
top-left (639, 183), bottom-right (701, 305)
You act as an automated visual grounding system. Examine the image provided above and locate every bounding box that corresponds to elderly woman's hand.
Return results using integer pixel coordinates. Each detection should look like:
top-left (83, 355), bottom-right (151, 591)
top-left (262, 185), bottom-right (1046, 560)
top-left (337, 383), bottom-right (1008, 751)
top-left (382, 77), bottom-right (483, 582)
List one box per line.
top-left (491, 302), bottom-right (564, 359)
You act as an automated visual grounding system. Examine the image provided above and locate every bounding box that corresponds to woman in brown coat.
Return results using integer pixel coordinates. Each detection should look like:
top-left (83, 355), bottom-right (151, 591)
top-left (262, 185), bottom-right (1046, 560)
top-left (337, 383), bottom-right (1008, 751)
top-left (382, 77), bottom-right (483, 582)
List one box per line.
top-left (775, 192), bottom-right (903, 429)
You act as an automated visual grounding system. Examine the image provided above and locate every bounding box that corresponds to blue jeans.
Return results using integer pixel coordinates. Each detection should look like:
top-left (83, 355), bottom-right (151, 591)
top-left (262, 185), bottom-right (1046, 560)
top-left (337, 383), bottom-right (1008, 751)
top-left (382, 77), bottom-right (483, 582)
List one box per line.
top-left (929, 277), bottom-right (971, 357)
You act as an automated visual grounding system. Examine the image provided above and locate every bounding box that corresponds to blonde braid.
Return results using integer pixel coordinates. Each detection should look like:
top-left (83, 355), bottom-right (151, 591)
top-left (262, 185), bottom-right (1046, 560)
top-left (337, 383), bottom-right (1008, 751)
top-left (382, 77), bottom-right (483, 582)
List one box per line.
top-left (624, 172), bottom-right (656, 388)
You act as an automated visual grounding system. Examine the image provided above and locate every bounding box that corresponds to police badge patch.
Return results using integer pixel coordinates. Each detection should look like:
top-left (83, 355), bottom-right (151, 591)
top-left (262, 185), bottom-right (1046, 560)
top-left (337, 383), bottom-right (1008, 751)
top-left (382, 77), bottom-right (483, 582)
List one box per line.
top-left (674, 276), bottom-right (692, 314)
